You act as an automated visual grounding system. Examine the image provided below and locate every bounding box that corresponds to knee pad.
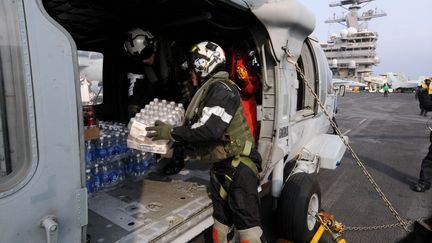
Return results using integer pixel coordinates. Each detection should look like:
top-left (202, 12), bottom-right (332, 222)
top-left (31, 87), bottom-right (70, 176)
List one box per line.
top-left (213, 219), bottom-right (234, 243)
top-left (238, 226), bottom-right (264, 243)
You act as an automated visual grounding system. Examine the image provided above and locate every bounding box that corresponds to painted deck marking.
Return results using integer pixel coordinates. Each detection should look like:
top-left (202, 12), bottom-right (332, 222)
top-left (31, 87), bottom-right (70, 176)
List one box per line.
top-left (342, 129), bottom-right (352, 136)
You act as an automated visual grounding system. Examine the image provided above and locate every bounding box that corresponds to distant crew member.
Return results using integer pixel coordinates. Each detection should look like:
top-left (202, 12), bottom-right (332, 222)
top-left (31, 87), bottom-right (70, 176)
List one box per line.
top-left (416, 78), bottom-right (432, 116)
top-left (383, 83), bottom-right (390, 97)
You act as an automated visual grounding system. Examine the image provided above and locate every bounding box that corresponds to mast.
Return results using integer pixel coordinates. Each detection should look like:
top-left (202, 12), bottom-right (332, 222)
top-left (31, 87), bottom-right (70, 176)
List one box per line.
top-left (321, 0), bottom-right (386, 82)
top-left (325, 0), bottom-right (386, 30)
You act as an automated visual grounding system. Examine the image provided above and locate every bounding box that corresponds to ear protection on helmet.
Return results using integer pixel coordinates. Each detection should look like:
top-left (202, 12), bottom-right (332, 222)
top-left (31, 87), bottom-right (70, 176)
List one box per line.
top-left (188, 41), bottom-right (226, 79)
top-left (124, 27), bottom-right (157, 60)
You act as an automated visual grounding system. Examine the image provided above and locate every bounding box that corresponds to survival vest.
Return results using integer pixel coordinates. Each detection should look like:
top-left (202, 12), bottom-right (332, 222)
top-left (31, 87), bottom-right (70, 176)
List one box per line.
top-left (184, 72), bottom-right (255, 163)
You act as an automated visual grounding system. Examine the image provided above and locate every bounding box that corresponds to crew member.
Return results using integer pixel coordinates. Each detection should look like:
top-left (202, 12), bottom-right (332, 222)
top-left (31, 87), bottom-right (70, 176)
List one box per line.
top-left (383, 83), bottom-right (390, 97)
top-left (146, 41), bottom-right (265, 243)
top-left (412, 81), bottom-right (432, 192)
top-left (416, 78), bottom-right (432, 116)
top-left (229, 45), bottom-right (260, 140)
top-left (420, 78), bottom-right (432, 94)
top-left (123, 27), bottom-right (167, 117)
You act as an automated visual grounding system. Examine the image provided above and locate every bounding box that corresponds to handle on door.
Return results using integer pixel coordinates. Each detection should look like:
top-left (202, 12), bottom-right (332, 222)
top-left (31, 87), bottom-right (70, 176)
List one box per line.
top-left (40, 215), bottom-right (58, 243)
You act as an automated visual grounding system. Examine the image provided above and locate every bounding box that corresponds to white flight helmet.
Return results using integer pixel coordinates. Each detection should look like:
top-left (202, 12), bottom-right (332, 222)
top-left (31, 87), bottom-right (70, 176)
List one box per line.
top-left (124, 27), bottom-right (157, 60)
top-left (190, 41), bottom-right (226, 79)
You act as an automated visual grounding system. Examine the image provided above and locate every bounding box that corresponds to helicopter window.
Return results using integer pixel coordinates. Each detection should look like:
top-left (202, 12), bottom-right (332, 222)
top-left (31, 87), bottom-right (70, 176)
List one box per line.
top-left (296, 41), bottom-right (318, 113)
top-left (0, 0), bottom-right (32, 192)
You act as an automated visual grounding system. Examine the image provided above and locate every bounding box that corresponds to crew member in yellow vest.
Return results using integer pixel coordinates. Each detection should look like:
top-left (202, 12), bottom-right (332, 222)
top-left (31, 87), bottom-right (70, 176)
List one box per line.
top-left (412, 81), bottom-right (432, 192)
top-left (146, 41), bottom-right (265, 243)
top-left (417, 78), bottom-right (432, 116)
top-left (420, 78), bottom-right (432, 94)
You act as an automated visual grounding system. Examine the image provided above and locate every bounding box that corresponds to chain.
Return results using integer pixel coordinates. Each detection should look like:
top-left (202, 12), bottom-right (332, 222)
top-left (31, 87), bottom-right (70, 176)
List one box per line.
top-left (346, 217), bottom-right (425, 231)
top-left (346, 222), bottom-right (403, 231)
top-left (283, 48), bottom-right (409, 232)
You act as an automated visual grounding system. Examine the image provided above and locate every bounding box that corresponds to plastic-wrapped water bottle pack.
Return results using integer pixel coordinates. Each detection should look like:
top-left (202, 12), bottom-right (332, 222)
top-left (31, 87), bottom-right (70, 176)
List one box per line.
top-left (127, 98), bottom-right (185, 154)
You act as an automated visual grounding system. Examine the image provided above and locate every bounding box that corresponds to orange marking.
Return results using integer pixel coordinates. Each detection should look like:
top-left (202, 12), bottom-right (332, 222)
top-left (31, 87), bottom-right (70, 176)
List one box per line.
top-left (237, 65), bottom-right (248, 80)
top-left (212, 228), bottom-right (219, 243)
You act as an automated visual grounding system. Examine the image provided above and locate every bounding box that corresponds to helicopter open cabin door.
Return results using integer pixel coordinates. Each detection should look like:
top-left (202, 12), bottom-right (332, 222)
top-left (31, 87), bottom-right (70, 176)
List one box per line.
top-left (0, 0), bottom-right (85, 242)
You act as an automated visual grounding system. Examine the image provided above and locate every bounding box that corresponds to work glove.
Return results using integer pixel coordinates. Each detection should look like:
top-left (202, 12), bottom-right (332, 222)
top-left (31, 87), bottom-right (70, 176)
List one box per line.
top-left (146, 120), bottom-right (173, 141)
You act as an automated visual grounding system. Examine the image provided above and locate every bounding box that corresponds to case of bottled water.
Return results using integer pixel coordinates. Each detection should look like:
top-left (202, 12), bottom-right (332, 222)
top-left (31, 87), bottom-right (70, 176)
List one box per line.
top-left (127, 99), bottom-right (185, 154)
top-left (84, 121), bottom-right (158, 195)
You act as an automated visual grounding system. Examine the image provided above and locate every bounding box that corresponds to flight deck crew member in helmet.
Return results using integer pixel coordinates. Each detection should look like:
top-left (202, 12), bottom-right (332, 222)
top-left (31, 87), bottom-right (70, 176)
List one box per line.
top-left (146, 41), bottom-right (265, 243)
top-left (124, 27), bottom-right (161, 117)
top-left (412, 82), bottom-right (432, 192)
top-left (228, 44), bottom-right (261, 140)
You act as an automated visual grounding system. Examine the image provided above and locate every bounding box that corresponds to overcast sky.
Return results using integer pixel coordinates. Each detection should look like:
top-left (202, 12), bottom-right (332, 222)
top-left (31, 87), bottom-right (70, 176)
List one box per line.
top-left (300, 0), bottom-right (432, 80)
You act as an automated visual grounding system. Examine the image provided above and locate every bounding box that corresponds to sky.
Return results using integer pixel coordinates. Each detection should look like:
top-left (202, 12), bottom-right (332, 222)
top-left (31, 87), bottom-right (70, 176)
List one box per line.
top-left (300, 0), bottom-right (432, 80)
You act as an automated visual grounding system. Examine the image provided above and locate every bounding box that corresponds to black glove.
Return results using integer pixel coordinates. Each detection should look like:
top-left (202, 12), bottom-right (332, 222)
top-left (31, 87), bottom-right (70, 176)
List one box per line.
top-left (128, 104), bottom-right (139, 118)
top-left (146, 120), bottom-right (173, 141)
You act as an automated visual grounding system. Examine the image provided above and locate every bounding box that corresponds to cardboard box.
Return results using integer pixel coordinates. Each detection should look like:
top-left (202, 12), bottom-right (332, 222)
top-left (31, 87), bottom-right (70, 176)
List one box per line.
top-left (84, 127), bottom-right (100, 140)
top-left (127, 135), bottom-right (171, 154)
top-left (127, 120), bottom-right (171, 154)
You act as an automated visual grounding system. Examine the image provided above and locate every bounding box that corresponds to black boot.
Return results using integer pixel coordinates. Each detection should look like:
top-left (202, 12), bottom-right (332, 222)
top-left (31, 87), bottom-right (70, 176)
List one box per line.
top-left (397, 220), bottom-right (432, 243)
top-left (411, 182), bottom-right (431, 192)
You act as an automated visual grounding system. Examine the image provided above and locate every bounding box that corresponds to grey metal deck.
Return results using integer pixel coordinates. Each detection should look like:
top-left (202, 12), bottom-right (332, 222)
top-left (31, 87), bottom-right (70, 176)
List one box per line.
top-left (87, 167), bottom-right (212, 243)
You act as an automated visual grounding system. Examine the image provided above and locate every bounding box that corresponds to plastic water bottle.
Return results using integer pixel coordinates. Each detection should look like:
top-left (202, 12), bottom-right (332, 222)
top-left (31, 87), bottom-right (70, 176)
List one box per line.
top-left (97, 136), bottom-right (108, 161)
top-left (106, 135), bottom-right (114, 160)
top-left (132, 154), bottom-right (142, 178)
top-left (177, 103), bottom-right (185, 114)
top-left (169, 101), bottom-right (175, 109)
top-left (148, 153), bottom-right (157, 170)
top-left (175, 107), bottom-right (184, 124)
top-left (117, 160), bottom-right (125, 183)
top-left (85, 141), bottom-right (95, 167)
top-left (86, 169), bottom-right (94, 194)
top-left (120, 132), bottom-right (128, 154)
top-left (135, 113), bottom-right (142, 122)
top-left (139, 153), bottom-right (149, 175)
top-left (109, 162), bottom-right (119, 186)
top-left (92, 163), bottom-right (101, 192)
top-left (124, 156), bottom-right (134, 177)
top-left (100, 163), bottom-right (111, 188)
top-left (112, 133), bottom-right (121, 156)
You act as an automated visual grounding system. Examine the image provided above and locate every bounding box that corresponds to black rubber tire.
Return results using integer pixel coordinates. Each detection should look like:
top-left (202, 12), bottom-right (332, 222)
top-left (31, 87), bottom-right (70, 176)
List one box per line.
top-left (278, 173), bottom-right (321, 243)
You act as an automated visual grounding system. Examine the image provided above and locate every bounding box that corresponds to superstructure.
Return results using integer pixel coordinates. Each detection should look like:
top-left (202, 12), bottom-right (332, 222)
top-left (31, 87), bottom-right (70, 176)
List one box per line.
top-left (321, 0), bottom-right (386, 82)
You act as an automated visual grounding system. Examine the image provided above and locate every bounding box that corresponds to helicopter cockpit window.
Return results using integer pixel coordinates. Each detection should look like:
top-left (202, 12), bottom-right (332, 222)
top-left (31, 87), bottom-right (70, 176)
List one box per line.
top-left (0, 0), bottom-right (32, 194)
top-left (296, 41), bottom-right (318, 114)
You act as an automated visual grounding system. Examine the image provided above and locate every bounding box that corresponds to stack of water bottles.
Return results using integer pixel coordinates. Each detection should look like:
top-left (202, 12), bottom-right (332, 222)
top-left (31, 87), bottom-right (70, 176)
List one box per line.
top-left (85, 121), bottom-right (157, 195)
top-left (127, 98), bottom-right (185, 154)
